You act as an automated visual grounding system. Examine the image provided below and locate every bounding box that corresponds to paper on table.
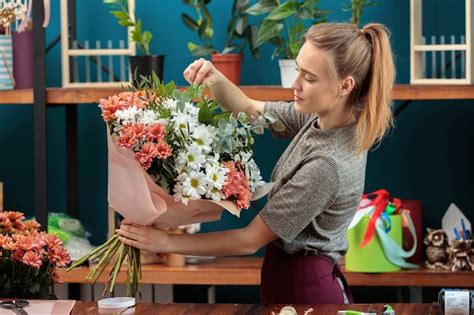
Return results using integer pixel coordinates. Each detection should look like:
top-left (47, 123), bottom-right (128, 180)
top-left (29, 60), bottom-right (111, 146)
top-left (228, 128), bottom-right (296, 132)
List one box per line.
top-left (442, 203), bottom-right (471, 242)
top-left (0, 300), bottom-right (76, 315)
top-left (107, 131), bottom-right (274, 228)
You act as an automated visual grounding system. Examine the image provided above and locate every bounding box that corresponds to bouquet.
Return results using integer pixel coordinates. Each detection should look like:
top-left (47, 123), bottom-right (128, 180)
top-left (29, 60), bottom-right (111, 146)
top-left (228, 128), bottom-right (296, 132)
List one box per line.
top-left (67, 75), bottom-right (281, 297)
top-left (0, 211), bottom-right (70, 298)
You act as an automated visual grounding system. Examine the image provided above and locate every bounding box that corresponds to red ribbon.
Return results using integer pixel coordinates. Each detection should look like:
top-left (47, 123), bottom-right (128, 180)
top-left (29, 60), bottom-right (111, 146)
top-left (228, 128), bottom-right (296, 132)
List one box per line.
top-left (360, 189), bottom-right (390, 248)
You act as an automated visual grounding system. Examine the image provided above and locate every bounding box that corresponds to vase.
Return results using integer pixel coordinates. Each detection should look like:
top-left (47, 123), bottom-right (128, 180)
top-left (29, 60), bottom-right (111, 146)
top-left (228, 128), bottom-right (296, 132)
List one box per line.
top-left (211, 53), bottom-right (242, 86)
top-left (0, 35), bottom-right (14, 90)
top-left (12, 30), bottom-right (33, 89)
top-left (278, 59), bottom-right (297, 88)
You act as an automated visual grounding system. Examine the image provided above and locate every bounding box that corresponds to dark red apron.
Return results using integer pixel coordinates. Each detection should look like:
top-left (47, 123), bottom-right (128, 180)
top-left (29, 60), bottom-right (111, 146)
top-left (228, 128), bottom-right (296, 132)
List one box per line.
top-left (260, 243), bottom-right (353, 304)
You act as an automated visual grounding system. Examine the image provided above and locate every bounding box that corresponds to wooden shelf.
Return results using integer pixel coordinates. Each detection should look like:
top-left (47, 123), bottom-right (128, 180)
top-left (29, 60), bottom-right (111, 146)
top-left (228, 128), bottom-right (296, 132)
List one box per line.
top-left (58, 257), bottom-right (474, 287)
top-left (1, 85), bottom-right (474, 105)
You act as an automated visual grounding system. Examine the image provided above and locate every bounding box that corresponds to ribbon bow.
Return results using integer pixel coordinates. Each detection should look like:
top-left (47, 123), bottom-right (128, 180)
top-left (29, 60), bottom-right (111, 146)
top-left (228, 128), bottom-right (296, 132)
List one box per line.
top-left (359, 189), bottom-right (401, 248)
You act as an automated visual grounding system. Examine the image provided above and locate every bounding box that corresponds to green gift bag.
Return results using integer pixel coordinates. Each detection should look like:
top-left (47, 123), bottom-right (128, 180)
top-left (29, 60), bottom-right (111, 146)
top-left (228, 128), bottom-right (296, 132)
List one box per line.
top-left (345, 208), bottom-right (419, 272)
top-left (346, 214), bottom-right (403, 272)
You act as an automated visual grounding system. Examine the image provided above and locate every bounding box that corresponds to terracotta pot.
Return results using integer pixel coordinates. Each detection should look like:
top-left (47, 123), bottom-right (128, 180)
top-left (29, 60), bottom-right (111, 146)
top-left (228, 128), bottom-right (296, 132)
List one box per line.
top-left (211, 53), bottom-right (242, 85)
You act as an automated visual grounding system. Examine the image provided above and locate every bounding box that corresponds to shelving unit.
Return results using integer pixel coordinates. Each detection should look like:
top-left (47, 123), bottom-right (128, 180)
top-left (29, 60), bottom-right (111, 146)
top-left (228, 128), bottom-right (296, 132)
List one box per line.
top-left (2, 84), bottom-right (474, 233)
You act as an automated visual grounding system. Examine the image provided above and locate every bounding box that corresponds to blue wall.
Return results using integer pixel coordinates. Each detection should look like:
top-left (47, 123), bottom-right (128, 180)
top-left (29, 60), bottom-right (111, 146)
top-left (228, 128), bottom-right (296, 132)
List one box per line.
top-left (0, 0), bottom-right (473, 298)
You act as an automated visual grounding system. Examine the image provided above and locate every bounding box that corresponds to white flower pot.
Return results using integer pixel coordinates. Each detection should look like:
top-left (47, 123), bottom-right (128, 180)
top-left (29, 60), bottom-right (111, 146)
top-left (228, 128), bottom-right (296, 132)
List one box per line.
top-left (278, 59), bottom-right (297, 88)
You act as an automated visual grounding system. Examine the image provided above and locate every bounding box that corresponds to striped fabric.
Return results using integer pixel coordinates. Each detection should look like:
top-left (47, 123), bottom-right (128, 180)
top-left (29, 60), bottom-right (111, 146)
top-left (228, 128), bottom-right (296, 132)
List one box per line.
top-left (0, 35), bottom-right (14, 90)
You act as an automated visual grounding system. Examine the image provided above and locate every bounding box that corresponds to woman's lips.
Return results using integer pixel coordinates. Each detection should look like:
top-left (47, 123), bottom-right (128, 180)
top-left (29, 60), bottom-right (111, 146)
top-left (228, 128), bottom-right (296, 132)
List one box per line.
top-left (294, 94), bottom-right (303, 102)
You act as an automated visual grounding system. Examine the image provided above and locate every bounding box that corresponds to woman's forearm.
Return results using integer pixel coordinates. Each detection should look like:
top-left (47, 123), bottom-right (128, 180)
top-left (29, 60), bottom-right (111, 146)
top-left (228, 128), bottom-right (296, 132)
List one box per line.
top-left (210, 77), bottom-right (265, 119)
top-left (164, 228), bottom-right (258, 257)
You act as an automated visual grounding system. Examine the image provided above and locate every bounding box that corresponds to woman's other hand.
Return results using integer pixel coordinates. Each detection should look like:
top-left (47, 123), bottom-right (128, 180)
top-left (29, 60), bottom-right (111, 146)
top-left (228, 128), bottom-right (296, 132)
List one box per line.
top-left (183, 58), bottom-right (222, 86)
top-left (117, 220), bottom-right (169, 253)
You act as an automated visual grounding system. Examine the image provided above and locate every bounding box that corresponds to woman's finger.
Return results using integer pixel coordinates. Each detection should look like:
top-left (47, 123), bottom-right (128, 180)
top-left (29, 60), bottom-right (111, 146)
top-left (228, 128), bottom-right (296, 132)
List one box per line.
top-left (194, 60), bottom-right (212, 85)
top-left (118, 236), bottom-right (143, 250)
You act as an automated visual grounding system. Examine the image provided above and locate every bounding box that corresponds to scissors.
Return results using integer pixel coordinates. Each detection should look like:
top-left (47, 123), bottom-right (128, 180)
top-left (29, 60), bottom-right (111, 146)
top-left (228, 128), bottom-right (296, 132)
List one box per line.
top-left (0, 300), bottom-right (29, 315)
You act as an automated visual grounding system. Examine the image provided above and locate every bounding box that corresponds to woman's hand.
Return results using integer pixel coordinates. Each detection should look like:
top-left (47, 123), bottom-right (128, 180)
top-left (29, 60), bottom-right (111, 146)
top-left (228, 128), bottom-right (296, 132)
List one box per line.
top-left (117, 220), bottom-right (169, 253)
top-left (183, 58), bottom-right (223, 86)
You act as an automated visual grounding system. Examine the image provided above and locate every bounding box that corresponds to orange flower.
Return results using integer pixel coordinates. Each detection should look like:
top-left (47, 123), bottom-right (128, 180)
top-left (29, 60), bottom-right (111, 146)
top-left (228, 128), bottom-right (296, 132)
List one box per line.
top-left (23, 220), bottom-right (41, 231)
top-left (135, 142), bottom-right (160, 170)
top-left (50, 246), bottom-right (70, 267)
top-left (146, 123), bottom-right (166, 142)
top-left (22, 251), bottom-right (42, 269)
top-left (155, 141), bottom-right (172, 159)
top-left (222, 161), bottom-right (251, 209)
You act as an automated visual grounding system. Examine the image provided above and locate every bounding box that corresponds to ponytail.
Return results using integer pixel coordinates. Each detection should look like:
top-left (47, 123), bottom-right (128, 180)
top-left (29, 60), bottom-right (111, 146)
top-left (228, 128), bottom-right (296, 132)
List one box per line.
top-left (356, 24), bottom-right (395, 154)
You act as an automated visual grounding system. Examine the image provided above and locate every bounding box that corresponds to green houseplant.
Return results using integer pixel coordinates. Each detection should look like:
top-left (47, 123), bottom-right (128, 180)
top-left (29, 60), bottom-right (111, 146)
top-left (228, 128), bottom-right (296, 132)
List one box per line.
top-left (181, 0), bottom-right (259, 85)
top-left (245, 0), bottom-right (328, 87)
top-left (104, 0), bottom-right (165, 80)
top-left (341, 0), bottom-right (377, 27)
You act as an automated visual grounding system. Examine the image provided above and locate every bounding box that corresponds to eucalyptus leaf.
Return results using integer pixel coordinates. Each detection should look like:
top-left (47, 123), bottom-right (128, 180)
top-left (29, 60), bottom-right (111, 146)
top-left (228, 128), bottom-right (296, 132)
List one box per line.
top-left (272, 120), bottom-right (286, 132)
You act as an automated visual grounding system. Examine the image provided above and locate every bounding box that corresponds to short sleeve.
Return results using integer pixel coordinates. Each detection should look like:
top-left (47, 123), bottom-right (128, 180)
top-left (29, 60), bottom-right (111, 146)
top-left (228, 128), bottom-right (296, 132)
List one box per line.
top-left (259, 155), bottom-right (340, 243)
top-left (264, 101), bottom-right (315, 139)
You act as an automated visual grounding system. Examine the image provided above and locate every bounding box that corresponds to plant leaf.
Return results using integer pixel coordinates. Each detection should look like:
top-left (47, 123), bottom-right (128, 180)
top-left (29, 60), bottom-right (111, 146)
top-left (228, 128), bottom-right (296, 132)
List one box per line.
top-left (255, 20), bottom-right (283, 47)
top-left (182, 13), bottom-right (199, 31)
top-left (266, 1), bottom-right (296, 20)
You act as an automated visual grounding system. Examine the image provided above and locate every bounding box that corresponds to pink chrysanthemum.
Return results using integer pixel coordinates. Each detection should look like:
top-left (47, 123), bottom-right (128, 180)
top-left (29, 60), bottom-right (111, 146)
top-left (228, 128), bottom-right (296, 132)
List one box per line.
top-left (222, 161), bottom-right (252, 209)
top-left (22, 251), bottom-right (42, 269)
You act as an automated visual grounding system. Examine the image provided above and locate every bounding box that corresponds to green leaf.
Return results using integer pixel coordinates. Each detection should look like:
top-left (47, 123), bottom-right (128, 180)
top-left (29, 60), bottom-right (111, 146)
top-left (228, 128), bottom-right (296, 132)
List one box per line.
top-left (245, 2), bottom-right (277, 15)
top-left (255, 20), bottom-right (283, 47)
top-left (111, 10), bottom-right (128, 19)
top-left (235, 17), bottom-right (247, 35)
top-left (118, 19), bottom-right (134, 27)
top-left (190, 44), bottom-right (216, 57)
top-left (182, 13), bottom-right (199, 31)
top-left (266, 1), bottom-right (296, 20)
top-left (222, 45), bottom-right (239, 54)
top-left (103, 0), bottom-right (120, 3)
top-left (181, 0), bottom-right (193, 5)
top-left (142, 31), bottom-right (153, 44)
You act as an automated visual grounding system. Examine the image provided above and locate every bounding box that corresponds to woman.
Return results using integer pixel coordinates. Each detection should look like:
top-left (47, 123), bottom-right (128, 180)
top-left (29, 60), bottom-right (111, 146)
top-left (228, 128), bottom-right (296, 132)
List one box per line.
top-left (117, 22), bottom-right (395, 304)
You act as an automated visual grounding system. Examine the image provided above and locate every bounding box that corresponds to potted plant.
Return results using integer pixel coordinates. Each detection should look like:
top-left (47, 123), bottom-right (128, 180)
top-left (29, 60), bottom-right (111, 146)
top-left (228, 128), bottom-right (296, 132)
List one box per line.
top-left (181, 0), bottom-right (259, 85)
top-left (245, 0), bottom-right (328, 87)
top-left (341, 0), bottom-right (377, 27)
top-left (104, 0), bottom-right (164, 81)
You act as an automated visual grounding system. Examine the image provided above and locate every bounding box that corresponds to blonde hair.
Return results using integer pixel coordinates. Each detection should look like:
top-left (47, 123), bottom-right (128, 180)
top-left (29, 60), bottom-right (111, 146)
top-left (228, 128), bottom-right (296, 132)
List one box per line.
top-left (304, 23), bottom-right (395, 155)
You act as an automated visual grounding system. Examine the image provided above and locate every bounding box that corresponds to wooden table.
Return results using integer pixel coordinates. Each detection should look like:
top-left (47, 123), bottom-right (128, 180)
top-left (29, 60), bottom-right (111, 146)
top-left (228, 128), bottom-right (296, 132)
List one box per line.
top-left (59, 257), bottom-right (474, 287)
top-left (70, 302), bottom-right (442, 314)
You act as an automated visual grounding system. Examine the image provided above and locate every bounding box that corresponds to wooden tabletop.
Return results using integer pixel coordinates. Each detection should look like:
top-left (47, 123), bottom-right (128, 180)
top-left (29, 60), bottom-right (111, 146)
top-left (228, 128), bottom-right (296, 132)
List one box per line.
top-left (58, 257), bottom-right (474, 287)
top-left (2, 84), bottom-right (474, 104)
top-left (71, 302), bottom-right (442, 314)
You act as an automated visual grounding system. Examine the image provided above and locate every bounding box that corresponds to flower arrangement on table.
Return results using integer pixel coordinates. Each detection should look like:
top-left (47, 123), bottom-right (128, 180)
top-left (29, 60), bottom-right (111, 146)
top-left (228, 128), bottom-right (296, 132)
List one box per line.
top-left (0, 211), bottom-right (70, 299)
top-left (67, 75), bottom-right (282, 297)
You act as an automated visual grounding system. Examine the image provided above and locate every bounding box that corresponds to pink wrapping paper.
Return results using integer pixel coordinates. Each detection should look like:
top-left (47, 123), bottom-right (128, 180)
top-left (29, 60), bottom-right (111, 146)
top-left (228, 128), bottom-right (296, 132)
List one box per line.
top-left (107, 131), bottom-right (273, 228)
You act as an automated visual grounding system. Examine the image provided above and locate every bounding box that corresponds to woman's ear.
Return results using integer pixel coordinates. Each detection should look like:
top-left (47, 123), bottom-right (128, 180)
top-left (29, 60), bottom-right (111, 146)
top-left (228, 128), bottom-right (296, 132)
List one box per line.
top-left (339, 76), bottom-right (355, 96)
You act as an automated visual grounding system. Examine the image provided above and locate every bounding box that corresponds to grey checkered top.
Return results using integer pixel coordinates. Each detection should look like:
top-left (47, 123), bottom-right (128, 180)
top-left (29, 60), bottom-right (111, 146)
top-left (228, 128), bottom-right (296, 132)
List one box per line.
top-left (260, 101), bottom-right (367, 262)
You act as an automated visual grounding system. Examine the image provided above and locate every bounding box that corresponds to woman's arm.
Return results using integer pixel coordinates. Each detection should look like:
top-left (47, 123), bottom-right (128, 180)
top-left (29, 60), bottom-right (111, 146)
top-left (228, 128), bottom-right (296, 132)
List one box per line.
top-left (183, 58), bottom-right (265, 119)
top-left (117, 214), bottom-right (278, 256)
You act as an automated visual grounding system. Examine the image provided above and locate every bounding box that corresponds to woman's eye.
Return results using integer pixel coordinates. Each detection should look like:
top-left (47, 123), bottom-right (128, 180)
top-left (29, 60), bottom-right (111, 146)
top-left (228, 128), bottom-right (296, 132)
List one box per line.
top-left (304, 75), bottom-right (315, 82)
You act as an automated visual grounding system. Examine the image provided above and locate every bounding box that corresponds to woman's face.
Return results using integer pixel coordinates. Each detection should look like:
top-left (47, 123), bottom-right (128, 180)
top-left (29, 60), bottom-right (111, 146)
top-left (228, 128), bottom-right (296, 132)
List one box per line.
top-left (292, 42), bottom-right (341, 115)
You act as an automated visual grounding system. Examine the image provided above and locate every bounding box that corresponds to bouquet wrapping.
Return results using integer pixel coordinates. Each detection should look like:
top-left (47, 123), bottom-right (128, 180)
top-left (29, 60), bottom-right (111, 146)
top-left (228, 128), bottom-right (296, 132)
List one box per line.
top-left (68, 77), bottom-right (280, 296)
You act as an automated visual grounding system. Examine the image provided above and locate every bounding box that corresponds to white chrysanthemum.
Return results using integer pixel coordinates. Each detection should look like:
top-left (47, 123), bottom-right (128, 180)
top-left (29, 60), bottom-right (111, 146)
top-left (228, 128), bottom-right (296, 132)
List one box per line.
top-left (173, 183), bottom-right (190, 205)
top-left (140, 109), bottom-right (158, 125)
top-left (163, 98), bottom-right (178, 110)
top-left (247, 159), bottom-right (265, 192)
top-left (192, 126), bottom-right (213, 153)
top-left (115, 106), bottom-right (141, 124)
top-left (172, 112), bottom-right (195, 136)
top-left (182, 145), bottom-right (206, 168)
top-left (205, 165), bottom-right (228, 190)
top-left (184, 103), bottom-right (199, 117)
top-left (206, 187), bottom-right (226, 202)
top-left (182, 171), bottom-right (208, 199)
